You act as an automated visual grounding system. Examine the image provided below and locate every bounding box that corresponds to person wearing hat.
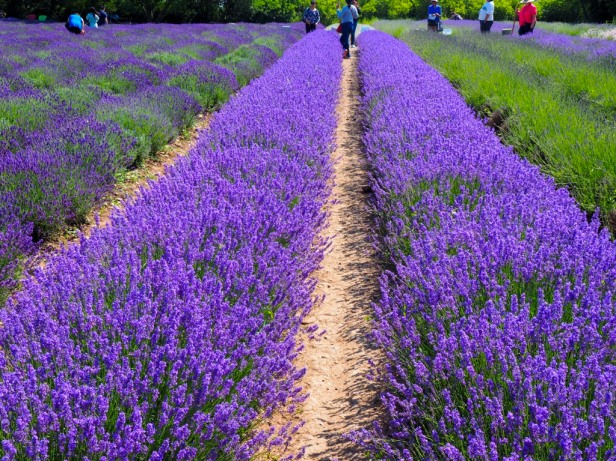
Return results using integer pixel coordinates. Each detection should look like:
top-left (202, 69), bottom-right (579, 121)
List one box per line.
top-left (302, 1), bottom-right (320, 34)
top-left (517, 0), bottom-right (537, 35)
top-left (478, 0), bottom-right (494, 33)
top-left (427, 0), bottom-right (442, 32)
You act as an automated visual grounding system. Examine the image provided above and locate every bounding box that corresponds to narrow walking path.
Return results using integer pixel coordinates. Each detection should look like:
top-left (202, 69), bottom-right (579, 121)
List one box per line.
top-left (284, 48), bottom-right (383, 460)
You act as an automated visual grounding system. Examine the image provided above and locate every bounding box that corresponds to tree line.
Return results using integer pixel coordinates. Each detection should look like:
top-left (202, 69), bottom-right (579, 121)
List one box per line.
top-left (0, 0), bottom-right (613, 27)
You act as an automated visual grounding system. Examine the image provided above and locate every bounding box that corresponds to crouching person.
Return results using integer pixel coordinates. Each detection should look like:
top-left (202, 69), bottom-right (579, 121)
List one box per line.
top-left (65, 12), bottom-right (85, 34)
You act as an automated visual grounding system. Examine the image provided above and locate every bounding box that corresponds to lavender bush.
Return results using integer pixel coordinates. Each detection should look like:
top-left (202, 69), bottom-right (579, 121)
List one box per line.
top-left (0, 204), bottom-right (33, 304)
top-left (439, 19), bottom-right (616, 62)
top-left (356, 31), bottom-right (616, 459)
top-left (384, 19), bottom-right (616, 63)
top-left (0, 22), bottom-right (302, 305)
top-left (0, 30), bottom-right (340, 459)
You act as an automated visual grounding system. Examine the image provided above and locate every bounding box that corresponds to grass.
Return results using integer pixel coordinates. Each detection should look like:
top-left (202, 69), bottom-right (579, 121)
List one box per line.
top-left (215, 44), bottom-right (267, 87)
top-left (166, 74), bottom-right (231, 111)
top-left (147, 50), bottom-right (192, 67)
top-left (375, 22), bottom-right (616, 231)
top-left (538, 21), bottom-right (616, 38)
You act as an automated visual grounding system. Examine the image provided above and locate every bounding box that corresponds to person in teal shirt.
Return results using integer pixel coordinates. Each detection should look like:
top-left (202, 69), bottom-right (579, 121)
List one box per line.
top-left (427, 0), bottom-right (441, 32)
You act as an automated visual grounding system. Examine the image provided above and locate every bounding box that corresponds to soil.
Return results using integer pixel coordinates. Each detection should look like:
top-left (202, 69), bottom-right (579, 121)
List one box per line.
top-left (279, 48), bottom-right (384, 460)
top-left (35, 114), bottom-right (212, 268)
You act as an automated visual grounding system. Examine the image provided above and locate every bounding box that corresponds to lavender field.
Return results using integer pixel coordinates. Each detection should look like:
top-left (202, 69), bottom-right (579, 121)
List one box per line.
top-left (355, 30), bottom-right (616, 459)
top-left (0, 29), bottom-right (339, 459)
top-left (376, 19), bottom-right (616, 239)
top-left (0, 22), bottom-right (302, 303)
top-left (3, 17), bottom-right (616, 461)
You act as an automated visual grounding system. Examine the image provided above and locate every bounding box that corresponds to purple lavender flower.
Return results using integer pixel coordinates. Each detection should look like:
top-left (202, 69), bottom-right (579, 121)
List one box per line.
top-left (0, 22), bottom-right (303, 307)
top-left (355, 30), bottom-right (616, 459)
top-left (0, 30), bottom-right (340, 459)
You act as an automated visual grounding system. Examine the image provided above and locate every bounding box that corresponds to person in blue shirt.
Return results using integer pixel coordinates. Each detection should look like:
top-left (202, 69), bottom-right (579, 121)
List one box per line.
top-left (337, 0), bottom-right (354, 59)
top-left (98, 5), bottom-right (109, 26)
top-left (427, 0), bottom-right (442, 32)
top-left (65, 12), bottom-right (85, 34)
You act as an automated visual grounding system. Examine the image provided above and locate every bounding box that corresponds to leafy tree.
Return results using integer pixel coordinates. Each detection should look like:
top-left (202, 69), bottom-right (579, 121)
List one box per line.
top-left (252, 0), bottom-right (306, 22)
top-left (0, 0), bottom-right (612, 24)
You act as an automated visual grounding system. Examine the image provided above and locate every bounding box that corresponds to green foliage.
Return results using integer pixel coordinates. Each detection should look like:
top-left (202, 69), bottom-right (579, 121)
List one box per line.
top-left (539, 21), bottom-right (615, 36)
top-left (376, 23), bottom-right (616, 230)
top-left (253, 35), bottom-right (284, 56)
top-left (166, 75), bottom-right (230, 111)
top-left (147, 51), bottom-right (191, 67)
top-left (539, 0), bottom-right (584, 22)
top-left (0, 98), bottom-right (53, 131)
top-left (1, 0), bottom-right (612, 22)
top-left (97, 107), bottom-right (167, 165)
top-left (20, 68), bottom-right (56, 89)
top-left (215, 45), bottom-right (263, 86)
top-left (82, 74), bottom-right (136, 95)
top-left (251, 0), bottom-right (306, 22)
top-left (55, 85), bottom-right (101, 114)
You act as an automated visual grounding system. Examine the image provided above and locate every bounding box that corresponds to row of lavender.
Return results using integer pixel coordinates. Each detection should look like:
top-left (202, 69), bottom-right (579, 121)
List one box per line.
top-left (441, 19), bottom-right (616, 62)
top-left (356, 31), bottom-right (616, 459)
top-left (0, 30), bottom-right (340, 459)
top-left (0, 22), bottom-right (302, 303)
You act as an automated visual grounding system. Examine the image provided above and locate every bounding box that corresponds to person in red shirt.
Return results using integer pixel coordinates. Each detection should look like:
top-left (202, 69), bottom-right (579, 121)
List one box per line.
top-left (517, 0), bottom-right (537, 35)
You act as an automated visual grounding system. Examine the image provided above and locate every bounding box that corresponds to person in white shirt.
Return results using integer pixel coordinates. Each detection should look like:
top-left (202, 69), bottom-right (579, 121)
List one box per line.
top-left (478, 0), bottom-right (494, 33)
top-left (350, 0), bottom-right (360, 48)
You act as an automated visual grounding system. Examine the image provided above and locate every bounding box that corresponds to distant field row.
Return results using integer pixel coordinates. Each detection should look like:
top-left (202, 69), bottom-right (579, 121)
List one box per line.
top-left (356, 30), bottom-right (616, 460)
top-left (0, 22), bottom-right (302, 303)
top-left (376, 20), bottom-right (616, 233)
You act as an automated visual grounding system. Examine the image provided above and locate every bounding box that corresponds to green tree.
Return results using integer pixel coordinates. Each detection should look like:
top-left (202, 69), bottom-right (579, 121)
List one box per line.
top-left (252, 0), bottom-right (307, 22)
top-left (0, 0), bottom-right (612, 26)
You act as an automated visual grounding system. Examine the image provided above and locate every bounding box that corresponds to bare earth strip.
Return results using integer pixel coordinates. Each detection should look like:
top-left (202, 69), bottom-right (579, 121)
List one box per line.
top-left (284, 48), bottom-right (383, 460)
top-left (36, 114), bottom-right (211, 267)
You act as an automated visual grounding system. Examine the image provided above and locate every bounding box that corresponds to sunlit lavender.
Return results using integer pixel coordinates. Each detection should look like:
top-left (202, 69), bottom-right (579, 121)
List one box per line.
top-left (0, 30), bottom-right (340, 459)
top-left (0, 22), bottom-right (302, 303)
top-left (354, 30), bottom-right (616, 460)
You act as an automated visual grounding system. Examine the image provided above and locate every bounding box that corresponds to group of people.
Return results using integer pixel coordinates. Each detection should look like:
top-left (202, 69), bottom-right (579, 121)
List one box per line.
top-left (477, 0), bottom-right (536, 34)
top-left (302, 0), bottom-right (360, 59)
top-left (427, 0), bottom-right (537, 36)
top-left (65, 6), bottom-right (110, 35)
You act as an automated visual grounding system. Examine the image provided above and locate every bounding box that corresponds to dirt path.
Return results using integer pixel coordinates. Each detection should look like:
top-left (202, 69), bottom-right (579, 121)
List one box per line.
top-left (36, 114), bottom-right (211, 266)
top-left (284, 48), bottom-right (383, 460)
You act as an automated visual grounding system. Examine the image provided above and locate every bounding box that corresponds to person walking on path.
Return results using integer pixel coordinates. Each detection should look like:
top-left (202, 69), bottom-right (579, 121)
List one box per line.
top-left (478, 0), bottom-right (494, 33)
top-left (302, 1), bottom-right (320, 33)
top-left (65, 12), bottom-right (85, 34)
top-left (337, 0), bottom-right (354, 59)
top-left (517, 0), bottom-right (537, 35)
top-left (97, 5), bottom-right (108, 26)
top-left (350, 0), bottom-right (360, 48)
top-left (427, 0), bottom-right (442, 32)
top-left (85, 7), bottom-right (99, 28)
